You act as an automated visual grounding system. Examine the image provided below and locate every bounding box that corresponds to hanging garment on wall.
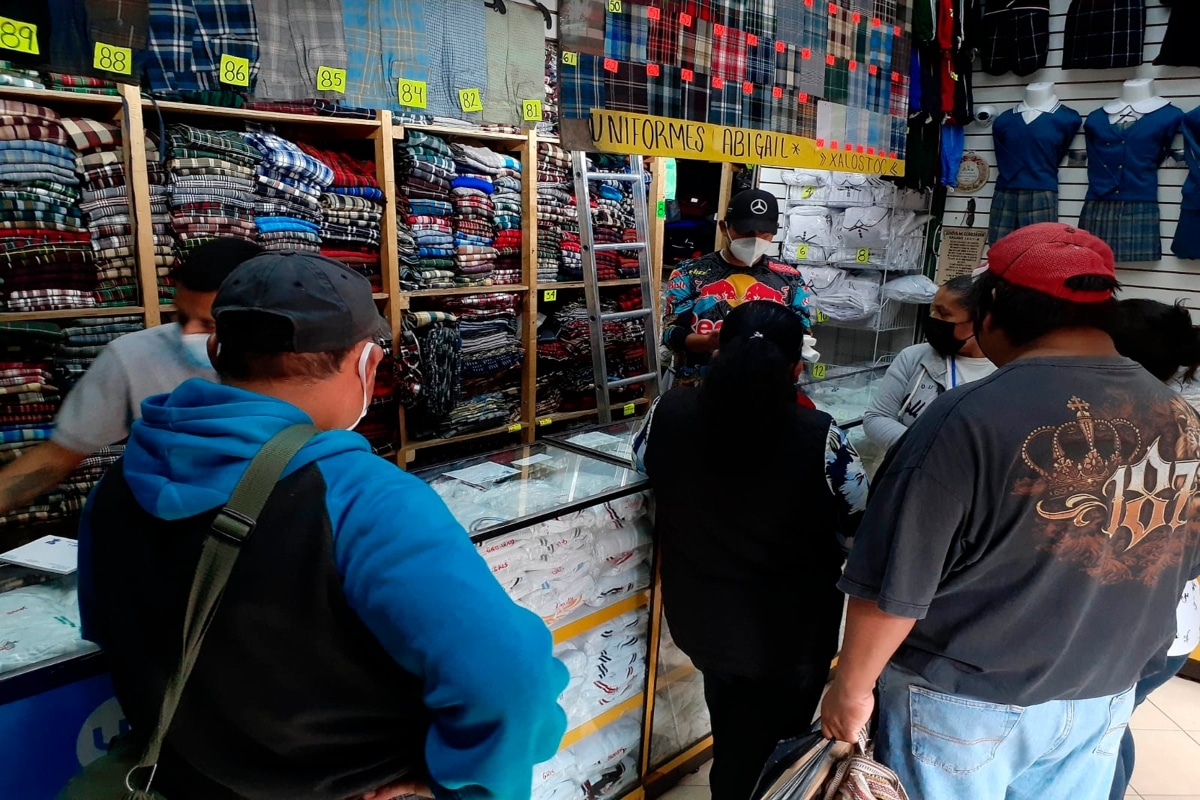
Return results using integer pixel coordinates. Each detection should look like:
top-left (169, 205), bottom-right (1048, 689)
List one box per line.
top-left (341, 0), bottom-right (428, 114)
top-left (1154, 0), bottom-right (1200, 68)
top-left (1079, 104), bottom-right (1182, 262)
top-left (483, 2), bottom-right (546, 127)
top-left (145, 0), bottom-right (259, 97)
top-left (988, 104), bottom-right (1082, 241)
top-left (423, 0), bottom-right (488, 120)
top-left (252, 0), bottom-right (348, 102)
top-left (1062, 0), bottom-right (1146, 70)
top-left (1172, 106), bottom-right (1200, 259)
top-left (978, 0), bottom-right (1050, 77)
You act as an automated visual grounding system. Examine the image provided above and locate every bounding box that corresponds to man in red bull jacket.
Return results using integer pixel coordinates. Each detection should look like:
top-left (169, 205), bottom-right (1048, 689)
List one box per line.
top-left (663, 189), bottom-right (815, 386)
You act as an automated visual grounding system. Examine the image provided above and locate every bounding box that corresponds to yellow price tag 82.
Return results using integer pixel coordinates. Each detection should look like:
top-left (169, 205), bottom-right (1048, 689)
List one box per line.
top-left (623, 403), bottom-right (636, 417)
top-left (855, 247), bottom-right (870, 263)
top-left (458, 88), bottom-right (484, 113)
top-left (0, 17), bottom-right (38, 55)
top-left (796, 244), bottom-right (809, 260)
top-left (543, 289), bottom-right (557, 302)
top-left (397, 78), bottom-right (428, 108)
top-left (219, 54), bottom-right (251, 87)
top-left (93, 42), bottom-right (132, 75)
top-left (522, 99), bottom-right (543, 121)
top-left (507, 423), bottom-right (522, 433)
top-left (316, 66), bottom-right (347, 93)
top-left (607, 0), bottom-right (623, 11)
top-left (812, 363), bottom-right (828, 379)
top-left (563, 51), bottom-right (579, 66)
top-left (815, 309), bottom-right (831, 324)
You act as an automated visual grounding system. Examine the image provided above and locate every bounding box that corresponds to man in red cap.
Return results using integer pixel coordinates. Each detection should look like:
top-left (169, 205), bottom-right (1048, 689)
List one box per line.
top-left (822, 223), bottom-right (1200, 799)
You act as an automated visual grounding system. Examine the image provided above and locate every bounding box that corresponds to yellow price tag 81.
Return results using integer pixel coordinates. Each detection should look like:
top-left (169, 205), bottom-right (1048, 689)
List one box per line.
top-left (812, 363), bottom-right (828, 379)
top-left (507, 423), bottom-right (522, 433)
top-left (522, 99), bottom-right (543, 121)
top-left (219, 54), bottom-right (251, 87)
top-left (0, 17), bottom-right (38, 55)
top-left (563, 51), bottom-right (579, 66)
top-left (93, 42), bottom-right (132, 75)
top-left (815, 309), bottom-right (831, 324)
top-left (397, 78), bottom-right (428, 108)
top-left (855, 247), bottom-right (870, 263)
top-left (796, 244), bottom-right (809, 260)
top-left (543, 289), bottom-right (557, 302)
top-left (608, 0), bottom-right (623, 11)
top-left (458, 88), bottom-right (484, 113)
top-left (316, 66), bottom-right (347, 93)
top-left (623, 403), bottom-right (636, 417)
top-left (538, 418), bottom-right (553, 427)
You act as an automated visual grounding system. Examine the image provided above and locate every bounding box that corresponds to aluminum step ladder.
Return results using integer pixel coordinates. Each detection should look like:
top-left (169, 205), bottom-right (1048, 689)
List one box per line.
top-left (571, 151), bottom-right (663, 424)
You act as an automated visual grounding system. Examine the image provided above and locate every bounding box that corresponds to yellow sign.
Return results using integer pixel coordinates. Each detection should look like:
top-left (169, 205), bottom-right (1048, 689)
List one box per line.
top-left (219, 54), bottom-right (251, 87)
top-left (855, 248), bottom-right (870, 263)
top-left (796, 244), bottom-right (809, 260)
top-left (538, 418), bottom-right (553, 427)
top-left (812, 363), bottom-right (828, 379)
top-left (0, 17), bottom-right (37, 55)
top-left (458, 88), bottom-right (484, 113)
top-left (522, 99), bottom-right (543, 121)
top-left (316, 66), bottom-right (347, 93)
top-left (507, 423), bottom-right (522, 433)
top-left (563, 51), bottom-right (579, 66)
top-left (93, 42), bottom-right (132, 75)
top-left (623, 403), bottom-right (636, 417)
top-left (801, 186), bottom-right (816, 199)
top-left (397, 78), bottom-right (428, 108)
top-left (815, 309), bottom-right (831, 324)
top-left (543, 289), bottom-right (557, 302)
top-left (586, 110), bottom-right (904, 175)
top-left (607, 0), bottom-right (623, 10)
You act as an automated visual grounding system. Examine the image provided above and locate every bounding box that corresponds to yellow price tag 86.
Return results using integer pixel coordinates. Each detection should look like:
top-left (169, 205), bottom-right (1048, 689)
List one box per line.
top-left (0, 16), bottom-right (38, 55)
top-left (458, 88), bottom-right (484, 113)
top-left (507, 423), bottom-right (522, 433)
top-left (93, 42), bottom-right (132, 75)
top-left (219, 54), bottom-right (251, 87)
top-left (796, 244), bottom-right (809, 260)
top-left (316, 66), bottom-right (347, 93)
top-left (397, 78), bottom-right (428, 108)
top-left (812, 363), bottom-right (828, 379)
top-left (562, 51), bottom-right (579, 66)
top-left (543, 289), bottom-right (557, 302)
top-left (623, 403), bottom-right (636, 417)
top-left (855, 247), bottom-right (870, 263)
top-left (607, 0), bottom-right (623, 11)
top-left (522, 99), bottom-right (543, 121)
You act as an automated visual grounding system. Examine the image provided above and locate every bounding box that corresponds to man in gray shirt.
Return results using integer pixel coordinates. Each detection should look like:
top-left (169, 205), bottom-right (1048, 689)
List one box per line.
top-left (0, 238), bottom-right (262, 517)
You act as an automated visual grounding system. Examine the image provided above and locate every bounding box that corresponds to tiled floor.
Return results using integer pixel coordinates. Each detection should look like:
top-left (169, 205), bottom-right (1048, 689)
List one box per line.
top-left (659, 677), bottom-right (1200, 800)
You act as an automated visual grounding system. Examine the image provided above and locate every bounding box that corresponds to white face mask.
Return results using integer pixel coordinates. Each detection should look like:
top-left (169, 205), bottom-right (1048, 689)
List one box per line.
top-left (728, 235), bottom-right (774, 265)
top-left (347, 342), bottom-right (376, 431)
top-left (181, 332), bottom-right (214, 370)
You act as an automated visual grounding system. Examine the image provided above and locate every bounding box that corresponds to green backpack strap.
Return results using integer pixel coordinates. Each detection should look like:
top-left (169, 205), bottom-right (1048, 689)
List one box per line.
top-left (124, 423), bottom-right (319, 798)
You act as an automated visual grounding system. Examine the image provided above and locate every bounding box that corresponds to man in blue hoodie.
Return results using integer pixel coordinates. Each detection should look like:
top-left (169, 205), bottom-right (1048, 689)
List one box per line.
top-left (77, 252), bottom-right (568, 800)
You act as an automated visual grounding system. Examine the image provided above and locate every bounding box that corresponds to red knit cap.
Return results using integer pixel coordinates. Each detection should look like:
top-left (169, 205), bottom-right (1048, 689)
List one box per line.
top-left (986, 222), bottom-right (1116, 303)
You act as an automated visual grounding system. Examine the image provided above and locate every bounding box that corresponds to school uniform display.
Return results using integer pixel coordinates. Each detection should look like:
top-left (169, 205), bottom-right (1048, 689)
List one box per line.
top-left (1174, 107), bottom-right (1200, 260)
top-left (989, 104), bottom-right (1082, 242)
top-left (1154, 0), bottom-right (1200, 68)
top-left (1062, 0), bottom-right (1146, 70)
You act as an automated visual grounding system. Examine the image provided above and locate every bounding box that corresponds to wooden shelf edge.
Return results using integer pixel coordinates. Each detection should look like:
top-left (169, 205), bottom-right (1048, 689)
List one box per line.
top-left (403, 422), bottom-right (524, 452)
top-left (406, 285), bottom-right (529, 298)
top-left (536, 279), bottom-right (642, 291)
top-left (535, 399), bottom-right (650, 427)
top-left (0, 85), bottom-right (123, 106)
top-left (551, 590), bottom-right (651, 644)
top-left (145, 98), bottom-right (380, 128)
top-left (400, 122), bottom-right (530, 143)
top-left (558, 693), bottom-right (645, 752)
top-left (643, 736), bottom-right (714, 787)
top-left (0, 306), bottom-right (145, 322)
top-left (656, 662), bottom-right (697, 691)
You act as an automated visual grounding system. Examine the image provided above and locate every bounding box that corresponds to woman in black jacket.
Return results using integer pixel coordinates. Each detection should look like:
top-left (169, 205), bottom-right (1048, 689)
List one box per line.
top-left (632, 301), bottom-right (868, 800)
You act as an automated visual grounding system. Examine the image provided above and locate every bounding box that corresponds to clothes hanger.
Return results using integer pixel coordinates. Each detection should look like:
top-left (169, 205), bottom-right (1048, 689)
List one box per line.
top-left (484, 0), bottom-right (507, 13)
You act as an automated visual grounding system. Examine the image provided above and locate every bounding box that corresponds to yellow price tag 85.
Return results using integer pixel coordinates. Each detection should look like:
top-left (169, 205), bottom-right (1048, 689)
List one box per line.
top-left (93, 42), bottom-right (132, 75)
top-left (796, 244), bottom-right (809, 260)
top-left (458, 88), bottom-right (484, 113)
top-left (522, 99), bottom-right (543, 121)
top-left (543, 289), bottom-right (557, 302)
top-left (815, 309), bottom-right (831, 324)
top-left (397, 78), bottom-right (428, 108)
top-left (855, 247), bottom-right (870, 263)
top-left (623, 403), bottom-right (636, 417)
top-left (562, 51), bottom-right (579, 67)
top-left (0, 17), bottom-right (38, 55)
top-left (219, 54), bottom-right (251, 87)
top-left (316, 66), bottom-right (347, 93)
top-left (812, 363), bottom-right (828, 379)
top-left (507, 423), bottom-right (522, 433)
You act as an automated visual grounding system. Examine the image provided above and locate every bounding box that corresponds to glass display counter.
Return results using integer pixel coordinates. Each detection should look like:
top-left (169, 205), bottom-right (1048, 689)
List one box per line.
top-left (799, 363), bottom-right (890, 477)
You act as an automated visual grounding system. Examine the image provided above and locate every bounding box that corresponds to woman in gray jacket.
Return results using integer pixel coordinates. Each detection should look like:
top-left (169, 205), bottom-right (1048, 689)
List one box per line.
top-left (863, 275), bottom-right (995, 451)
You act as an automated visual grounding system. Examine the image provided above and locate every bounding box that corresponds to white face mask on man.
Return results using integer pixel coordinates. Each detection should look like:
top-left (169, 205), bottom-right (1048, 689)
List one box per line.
top-left (728, 235), bottom-right (775, 266)
top-left (180, 332), bottom-right (214, 369)
top-left (347, 342), bottom-right (377, 431)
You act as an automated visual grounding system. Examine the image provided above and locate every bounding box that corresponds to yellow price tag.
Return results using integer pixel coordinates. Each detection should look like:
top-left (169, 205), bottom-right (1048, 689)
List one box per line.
top-left (607, 0), bottom-right (623, 11)
top-left (458, 88), bottom-right (484, 113)
top-left (0, 17), bottom-right (38, 55)
top-left (219, 54), bottom-right (251, 87)
top-left (815, 309), bottom-right (831, 324)
top-left (796, 244), bottom-right (809, 260)
top-left (538, 418), bottom-right (553, 427)
top-left (563, 51), bottom-right (579, 66)
top-left (93, 42), bottom-right (132, 75)
top-left (623, 403), bottom-right (636, 417)
top-left (543, 289), bottom-right (557, 302)
top-left (507, 424), bottom-right (522, 433)
top-left (397, 78), bottom-right (428, 108)
top-left (812, 363), bottom-right (828, 379)
top-left (522, 99), bottom-right (543, 121)
top-left (855, 247), bottom-right (870, 263)
top-left (316, 66), bottom-right (347, 93)
top-left (801, 186), bottom-right (816, 199)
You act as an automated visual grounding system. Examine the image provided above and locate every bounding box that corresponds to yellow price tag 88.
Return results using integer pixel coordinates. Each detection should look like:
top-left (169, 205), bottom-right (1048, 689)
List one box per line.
top-left (458, 88), bottom-right (484, 113)
top-left (562, 51), bottom-right (579, 66)
top-left (812, 363), bottom-right (828, 379)
top-left (623, 403), bottom-right (636, 417)
top-left (796, 244), bottom-right (809, 260)
top-left (0, 17), bottom-right (38, 55)
top-left (855, 247), bottom-right (870, 263)
top-left (397, 78), bottom-right (428, 108)
top-left (93, 42), bottom-right (132, 75)
top-left (543, 290), bottom-right (557, 302)
top-left (522, 99), bottom-right (543, 121)
top-left (507, 424), bottom-right (522, 433)
top-left (219, 54), bottom-right (251, 87)
top-left (316, 66), bottom-right (347, 93)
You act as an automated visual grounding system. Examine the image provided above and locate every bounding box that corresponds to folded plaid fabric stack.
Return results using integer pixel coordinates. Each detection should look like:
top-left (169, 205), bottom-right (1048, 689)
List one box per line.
top-left (537, 142), bottom-right (575, 284)
top-left (54, 316), bottom-right (143, 389)
top-left (166, 125), bottom-right (262, 269)
top-left (243, 132), bottom-right (333, 254)
top-left (43, 73), bottom-right (119, 97)
top-left (405, 312), bottom-right (462, 437)
top-left (244, 100), bottom-right (377, 120)
top-left (0, 60), bottom-right (43, 90)
top-left (589, 155), bottom-right (642, 281)
top-left (358, 338), bottom-right (400, 456)
top-left (536, 295), bottom-right (646, 413)
top-left (145, 136), bottom-right (177, 304)
top-left (396, 132), bottom-right (458, 290)
top-left (300, 144), bottom-right (384, 291)
top-left (451, 144), bottom-right (503, 288)
top-left (540, 42), bottom-right (560, 137)
top-left (0, 102), bottom-right (94, 312)
top-left (492, 151), bottom-right (524, 286)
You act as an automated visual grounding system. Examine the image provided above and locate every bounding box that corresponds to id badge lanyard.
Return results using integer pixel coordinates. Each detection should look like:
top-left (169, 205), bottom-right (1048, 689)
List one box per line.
top-left (951, 357), bottom-right (959, 389)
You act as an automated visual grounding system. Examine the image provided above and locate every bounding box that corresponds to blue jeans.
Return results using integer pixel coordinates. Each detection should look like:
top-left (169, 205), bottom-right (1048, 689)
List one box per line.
top-left (1109, 653), bottom-right (1191, 800)
top-left (876, 664), bottom-right (1135, 800)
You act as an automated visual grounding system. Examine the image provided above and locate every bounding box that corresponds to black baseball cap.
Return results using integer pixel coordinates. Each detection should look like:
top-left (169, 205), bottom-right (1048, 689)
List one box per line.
top-left (213, 251), bottom-right (389, 353)
top-left (725, 188), bottom-right (780, 235)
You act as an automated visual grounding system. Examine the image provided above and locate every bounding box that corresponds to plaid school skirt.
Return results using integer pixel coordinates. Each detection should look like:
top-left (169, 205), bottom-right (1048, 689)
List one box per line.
top-left (1079, 199), bottom-right (1161, 263)
top-left (988, 189), bottom-right (1059, 243)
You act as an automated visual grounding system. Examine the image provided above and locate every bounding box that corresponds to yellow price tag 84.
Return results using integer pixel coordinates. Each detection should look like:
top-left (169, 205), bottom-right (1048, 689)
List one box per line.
top-left (562, 51), bottom-right (579, 66)
top-left (855, 247), bottom-right (870, 263)
top-left (0, 17), bottom-right (38, 55)
top-left (316, 66), bottom-right (347, 93)
top-left (458, 88), bottom-right (484, 113)
top-left (93, 42), bottom-right (132, 75)
top-left (796, 244), bottom-right (809, 260)
top-left (219, 54), bottom-right (250, 87)
top-left (522, 99), bottom-right (543, 121)
top-left (397, 78), bottom-right (428, 108)
top-left (543, 289), bottom-right (557, 302)
top-left (812, 363), bottom-right (828, 379)
top-left (608, 0), bottom-right (623, 11)
top-left (623, 403), bottom-right (636, 417)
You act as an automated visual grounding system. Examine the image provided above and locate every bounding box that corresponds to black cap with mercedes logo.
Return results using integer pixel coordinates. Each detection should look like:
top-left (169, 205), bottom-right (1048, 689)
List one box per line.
top-left (724, 188), bottom-right (781, 235)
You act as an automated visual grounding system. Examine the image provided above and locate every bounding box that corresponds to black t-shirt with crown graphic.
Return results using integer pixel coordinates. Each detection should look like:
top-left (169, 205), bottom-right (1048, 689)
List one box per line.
top-left (842, 356), bottom-right (1200, 706)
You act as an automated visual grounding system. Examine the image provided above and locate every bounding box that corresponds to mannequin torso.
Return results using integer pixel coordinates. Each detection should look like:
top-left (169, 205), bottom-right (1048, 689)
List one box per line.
top-left (1018, 82), bottom-right (1059, 123)
top-left (1106, 79), bottom-right (1170, 124)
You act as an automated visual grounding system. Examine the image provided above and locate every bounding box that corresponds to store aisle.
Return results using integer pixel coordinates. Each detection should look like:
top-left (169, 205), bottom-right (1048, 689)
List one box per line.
top-left (658, 677), bottom-right (1200, 800)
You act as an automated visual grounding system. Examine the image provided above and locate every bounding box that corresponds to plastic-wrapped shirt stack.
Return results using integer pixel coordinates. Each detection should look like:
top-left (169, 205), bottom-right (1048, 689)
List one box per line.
top-left (537, 142), bottom-right (574, 284)
top-left (166, 126), bottom-right (262, 263)
top-left (450, 143), bottom-right (502, 287)
top-left (243, 131), bottom-right (333, 253)
top-left (298, 143), bottom-right (385, 291)
top-left (0, 102), bottom-right (91, 312)
top-left (396, 132), bottom-right (457, 290)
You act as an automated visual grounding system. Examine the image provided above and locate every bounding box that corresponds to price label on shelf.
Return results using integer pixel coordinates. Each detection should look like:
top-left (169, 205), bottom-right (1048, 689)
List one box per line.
top-left (623, 403), bottom-right (636, 417)
top-left (607, 0), bottom-right (623, 11)
top-left (458, 88), bottom-right (484, 113)
top-left (812, 363), bottom-right (828, 379)
top-left (522, 99), bottom-right (543, 121)
top-left (656, 199), bottom-right (666, 219)
top-left (397, 78), bottom-right (428, 108)
top-left (543, 289), bottom-right (557, 302)
top-left (219, 54), bottom-right (251, 87)
top-left (316, 66), bottom-right (347, 93)
top-left (815, 309), bottom-right (831, 324)
top-left (796, 244), bottom-right (809, 260)
top-left (855, 247), bottom-right (870, 263)
top-left (562, 51), bottom-right (579, 66)
top-left (93, 42), bottom-right (132, 75)
top-left (0, 16), bottom-right (37, 55)
top-left (507, 424), bottom-right (522, 433)
top-left (801, 186), bottom-right (816, 199)
top-left (538, 418), bottom-right (553, 427)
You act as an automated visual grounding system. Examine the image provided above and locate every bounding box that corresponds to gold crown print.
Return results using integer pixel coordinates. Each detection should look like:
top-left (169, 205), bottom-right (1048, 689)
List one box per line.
top-left (1021, 397), bottom-right (1141, 498)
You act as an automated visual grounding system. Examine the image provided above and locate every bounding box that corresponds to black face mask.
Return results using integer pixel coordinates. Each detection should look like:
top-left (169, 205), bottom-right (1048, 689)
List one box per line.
top-left (925, 316), bottom-right (969, 356)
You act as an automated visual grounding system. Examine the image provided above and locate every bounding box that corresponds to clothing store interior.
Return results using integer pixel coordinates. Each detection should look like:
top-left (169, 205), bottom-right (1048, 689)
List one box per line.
top-left (3, 1), bottom-right (1200, 800)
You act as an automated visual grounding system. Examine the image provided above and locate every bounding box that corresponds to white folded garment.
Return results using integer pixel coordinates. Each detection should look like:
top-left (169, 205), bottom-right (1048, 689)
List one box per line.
top-left (839, 206), bottom-right (891, 247)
